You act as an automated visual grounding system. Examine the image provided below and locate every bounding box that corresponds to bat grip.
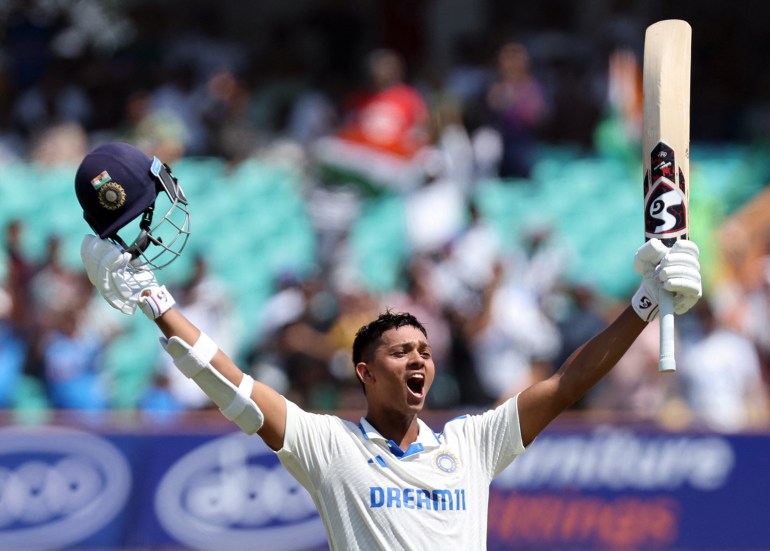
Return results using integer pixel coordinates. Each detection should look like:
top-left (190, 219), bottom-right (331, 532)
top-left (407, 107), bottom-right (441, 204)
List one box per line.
top-left (658, 290), bottom-right (676, 372)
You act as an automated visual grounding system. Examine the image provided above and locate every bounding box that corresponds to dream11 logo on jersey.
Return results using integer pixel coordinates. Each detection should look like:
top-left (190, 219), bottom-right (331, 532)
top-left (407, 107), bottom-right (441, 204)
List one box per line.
top-left (0, 426), bottom-right (132, 550)
top-left (155, 432), bottom-right (325, 551)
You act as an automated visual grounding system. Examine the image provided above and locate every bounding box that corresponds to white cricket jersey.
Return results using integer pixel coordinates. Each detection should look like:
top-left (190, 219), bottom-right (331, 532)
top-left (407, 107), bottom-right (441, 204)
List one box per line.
top-left (276, 394), bottom-right (527, 550)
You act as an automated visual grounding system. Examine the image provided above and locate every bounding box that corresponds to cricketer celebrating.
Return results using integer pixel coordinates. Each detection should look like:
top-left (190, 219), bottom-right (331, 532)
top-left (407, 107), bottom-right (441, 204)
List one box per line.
top-left (75, 143), bottom-right (702, 550)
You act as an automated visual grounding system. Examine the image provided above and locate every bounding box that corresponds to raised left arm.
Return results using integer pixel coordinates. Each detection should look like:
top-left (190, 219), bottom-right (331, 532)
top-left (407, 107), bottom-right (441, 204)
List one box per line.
top-left (517, 306), bottom-right (645, 445)
top-left (516, 239), bottom-right (702, 446)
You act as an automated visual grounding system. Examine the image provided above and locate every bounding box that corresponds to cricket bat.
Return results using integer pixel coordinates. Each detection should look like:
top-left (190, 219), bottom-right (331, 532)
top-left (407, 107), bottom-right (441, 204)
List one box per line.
top-left (642, 19), bottom-right (691, 373)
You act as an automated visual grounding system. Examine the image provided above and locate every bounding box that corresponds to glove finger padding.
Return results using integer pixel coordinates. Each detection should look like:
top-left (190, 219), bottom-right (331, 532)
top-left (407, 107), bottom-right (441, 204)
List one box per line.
top-left (80, 235), bottom-right (101, 287)
top-left (82, 234), bottom-right (136, 313)
top-left (673, 292), bottom-right (701, 315)
top-left (109, 265), bottom-right (135, 314)
top-left (659, 241), bottom-right (702, 315)
top-left (81, 234), bottom-right (166, 316)
top-left (631, 238), bottom-right (702, 321)
top-left (669, 239), bottom-right (700, 257)
top-left (660, 265), bottom-right (701, 289)
top-left (81, 234), bottom-right (122, 287)
top-left (633, 238), bottom-right (670, 276)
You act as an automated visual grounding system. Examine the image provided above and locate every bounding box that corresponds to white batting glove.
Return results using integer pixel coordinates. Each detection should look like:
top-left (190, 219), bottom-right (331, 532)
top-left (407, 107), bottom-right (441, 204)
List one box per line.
top-left (138, 285), bottom-right (176, 320)
top-left (80, 234), bottom-right (175, 320)
top-left (631, 238), bottom-right (702, 322)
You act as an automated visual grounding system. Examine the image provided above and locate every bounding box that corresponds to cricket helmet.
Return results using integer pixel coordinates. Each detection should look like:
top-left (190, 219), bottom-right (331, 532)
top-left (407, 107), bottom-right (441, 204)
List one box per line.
top-left (75, 142), bottom-right (190, 270)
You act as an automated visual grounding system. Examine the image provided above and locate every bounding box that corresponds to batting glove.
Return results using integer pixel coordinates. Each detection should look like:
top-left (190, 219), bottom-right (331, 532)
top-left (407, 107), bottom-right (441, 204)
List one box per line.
top-left (631, 238), bottom-right (702, 322)
top-left (81, 234), bottom-right (175, 320)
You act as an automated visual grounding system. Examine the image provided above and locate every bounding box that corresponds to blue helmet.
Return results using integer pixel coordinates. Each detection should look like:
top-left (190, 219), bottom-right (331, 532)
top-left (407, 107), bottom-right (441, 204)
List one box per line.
top-left (75, 142), bottom-right (190, 270)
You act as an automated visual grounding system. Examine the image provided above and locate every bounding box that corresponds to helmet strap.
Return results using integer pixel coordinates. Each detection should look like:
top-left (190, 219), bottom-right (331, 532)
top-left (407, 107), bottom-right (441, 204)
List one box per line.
top-left (139, 203), bottom-right (155, 232)
top-left (111, 203), bottom-right (157, 259)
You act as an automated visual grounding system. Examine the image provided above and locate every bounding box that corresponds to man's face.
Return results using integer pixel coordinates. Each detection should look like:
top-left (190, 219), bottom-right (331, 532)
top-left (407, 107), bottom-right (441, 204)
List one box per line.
top-left (360, 325), bottom-right (435, 414)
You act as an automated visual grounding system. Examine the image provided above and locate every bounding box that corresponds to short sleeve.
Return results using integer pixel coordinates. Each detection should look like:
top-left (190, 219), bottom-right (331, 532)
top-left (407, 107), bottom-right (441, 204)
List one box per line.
top-left (276, 398), bottom-right (339, 491)
top-left (463, 394), bottom-right (527, 479)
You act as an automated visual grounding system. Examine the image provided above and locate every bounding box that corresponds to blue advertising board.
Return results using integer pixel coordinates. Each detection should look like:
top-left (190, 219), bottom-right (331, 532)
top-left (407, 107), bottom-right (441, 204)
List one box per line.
top-left (0, 418), bottom-right (767, 550)
top-left (486, 425), bottom-right (770, 550)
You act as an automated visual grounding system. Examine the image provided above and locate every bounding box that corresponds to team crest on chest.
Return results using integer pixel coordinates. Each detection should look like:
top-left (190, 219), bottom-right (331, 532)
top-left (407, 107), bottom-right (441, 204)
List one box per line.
top-left (434, 450), bottom-right (460, 474)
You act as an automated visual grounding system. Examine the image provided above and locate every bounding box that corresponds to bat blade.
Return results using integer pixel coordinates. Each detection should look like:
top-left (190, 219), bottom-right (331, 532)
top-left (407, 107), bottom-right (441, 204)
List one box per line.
top-left (642, 19), bottom-right (691, 372)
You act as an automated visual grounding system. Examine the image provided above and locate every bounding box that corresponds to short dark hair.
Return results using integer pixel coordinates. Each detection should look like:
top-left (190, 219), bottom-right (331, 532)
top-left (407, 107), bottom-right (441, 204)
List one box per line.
top-left (352, 310), bottom-right (427, 365)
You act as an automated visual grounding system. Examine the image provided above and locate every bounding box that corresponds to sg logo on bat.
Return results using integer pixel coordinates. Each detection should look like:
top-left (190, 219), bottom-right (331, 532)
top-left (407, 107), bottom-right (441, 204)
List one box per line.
top-left (644, 141), bottom-right (688, 243)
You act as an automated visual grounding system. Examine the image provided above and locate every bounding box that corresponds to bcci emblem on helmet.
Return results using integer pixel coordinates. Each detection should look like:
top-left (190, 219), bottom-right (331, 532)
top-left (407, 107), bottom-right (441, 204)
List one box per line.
top-left (75, 142), bottom-right (191, 270)
top-left (90, 171), bottom-right (127, 211)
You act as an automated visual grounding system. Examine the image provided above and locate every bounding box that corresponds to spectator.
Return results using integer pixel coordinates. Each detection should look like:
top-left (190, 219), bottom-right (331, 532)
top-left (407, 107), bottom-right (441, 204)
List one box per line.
top-left (29, 235), bottom-right (83, 321)
top-left (403, 150), bottom-right (466, 256)
top-left (4, 219), bottom-right (34, 332)
top-left (507, 217), bottom-right (571, 301)
top-left (454, 260), bottom-right (558, 405)
top-left (0, 310), bottom-right (25, 408)
top-left (587, 317), bottom-right (674, 419)
top-left (28, 122), bottom-right (88, 166)
top-left (384, 257), bottom-right (458, 407)
top-left (42, 306), bottom-right (110, 410)
top-left (385, 256), bottom-right (452, 368)
top-left (419, 68), bottom-right (476, 193)
top-left (312, 48), bottom-right (432, 192)
top-left (677, 298), bottom-right (770, 432)
top-left (323, 286), bottom-right (381, 408)
top-left (247, 272), bottom-right (342, 409)
top-left (341, 48), bottom-right (430, 158)
top-left (13, 61), bottom-right (92, 140)
top-left (118, 89), bottom-right (186, 164)
top-left (435, 201), bottom-right (502, 302)
top-left (285, 68), bottom-right (339, 148)
top-left (148, 62), bottom-right (208, 156)
top-left (553, 283), bottom-right (609, 371)
top-left (202, 69), bottom-right (260, 164)
top-left (479, 41), bottom-right (548, 179)
top-left (444, 34), bottom-right (494, 122)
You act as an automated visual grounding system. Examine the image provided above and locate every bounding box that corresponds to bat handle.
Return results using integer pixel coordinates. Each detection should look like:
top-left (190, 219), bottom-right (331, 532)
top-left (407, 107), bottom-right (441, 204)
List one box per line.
top-left (658, 290), bottom-right (676, 372)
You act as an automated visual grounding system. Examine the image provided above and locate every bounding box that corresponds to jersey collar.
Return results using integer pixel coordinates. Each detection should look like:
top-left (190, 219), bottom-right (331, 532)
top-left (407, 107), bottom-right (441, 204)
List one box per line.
top-left (358, 417), bottom-right (442, 459)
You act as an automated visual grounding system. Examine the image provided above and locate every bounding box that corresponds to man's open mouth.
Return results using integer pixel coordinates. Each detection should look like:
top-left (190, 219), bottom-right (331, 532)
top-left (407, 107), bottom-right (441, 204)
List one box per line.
top-left (406, 373), bottom-right (425, 396)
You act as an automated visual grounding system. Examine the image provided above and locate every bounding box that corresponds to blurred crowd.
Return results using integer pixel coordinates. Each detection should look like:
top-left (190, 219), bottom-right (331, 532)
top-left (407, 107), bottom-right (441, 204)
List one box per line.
top-left (1, 2), bottom-right (770, 433)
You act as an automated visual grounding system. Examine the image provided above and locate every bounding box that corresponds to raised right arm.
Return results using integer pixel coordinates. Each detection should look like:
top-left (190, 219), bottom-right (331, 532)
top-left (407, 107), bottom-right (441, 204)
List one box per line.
top-left (81, 235), bottom-right (288, 451)
top-left (154, 308), bottom-right (288, 450)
